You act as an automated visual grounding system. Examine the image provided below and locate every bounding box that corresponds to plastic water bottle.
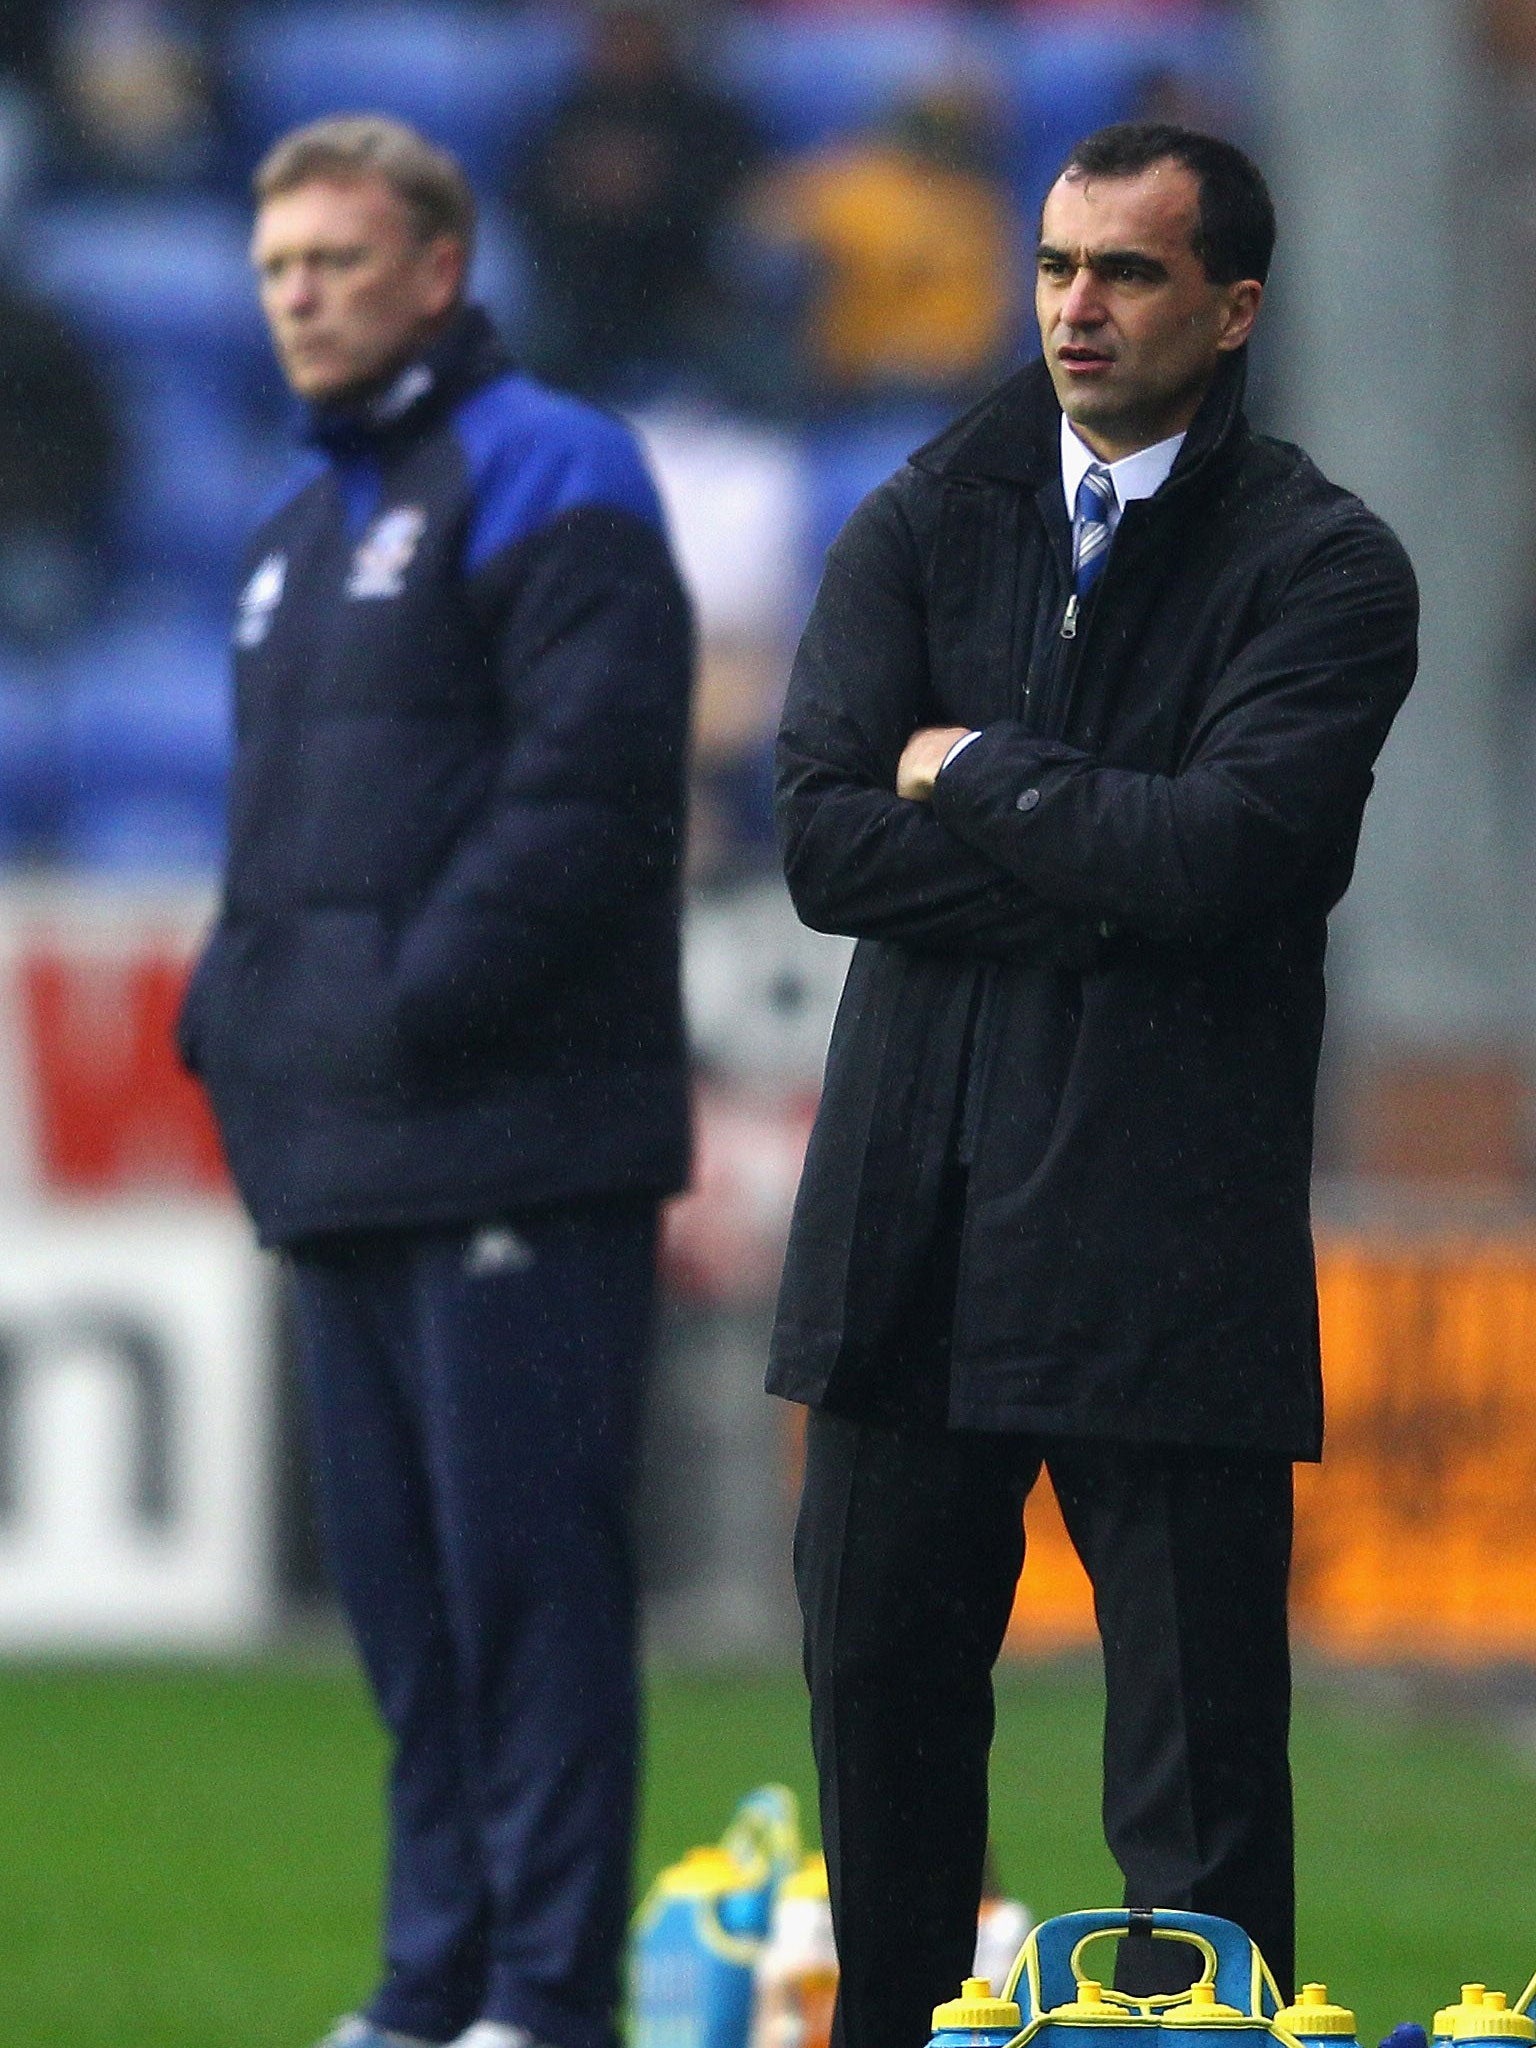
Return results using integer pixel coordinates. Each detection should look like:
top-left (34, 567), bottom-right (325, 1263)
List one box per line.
top-left (1450, 1990), bottom-right (1535, 2048)
top-left (974, 1897), bottom-right (1032, 1997)
top-left (1276, 1984), bottom-right (1360, 2048)
top-left (1431, 1991), bottom-right (1487, 2048)
top-left (748, 1855), bottom-right (839, 2048)
top-left (631, 1788), bottom-right (801, 2048)
top-left (928, 1976), bottom-right (1023, 2048)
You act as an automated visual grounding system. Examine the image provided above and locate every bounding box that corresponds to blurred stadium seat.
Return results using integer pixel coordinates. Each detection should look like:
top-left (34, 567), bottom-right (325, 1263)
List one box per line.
top-left (713, 11), bottom-right (975, 152)
top-left (0, 662), bottom-right (64, 864)
top-left (23, 195), bottom-right (266, 385)
top-left (799, 406), bottom-right (949, 582)
top-left (56, 614), bottom-right (231, 875)
top-left (710, 8), bottom-right (1252, 220)
top-left (226, 3), bottom-right (586, 186)
top-left (987, 11), bottom-right (1257, 212)
top-left (109, 371), bottom-right (284, 586)
top-left (21, 195), bottom-right (292, 583)
top-left (466, 203), bottom-right (536, 350)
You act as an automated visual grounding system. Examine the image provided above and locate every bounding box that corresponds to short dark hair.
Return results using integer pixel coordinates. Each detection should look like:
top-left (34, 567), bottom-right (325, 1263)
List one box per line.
top-left (1055, 122), bottom-right (1275, 286)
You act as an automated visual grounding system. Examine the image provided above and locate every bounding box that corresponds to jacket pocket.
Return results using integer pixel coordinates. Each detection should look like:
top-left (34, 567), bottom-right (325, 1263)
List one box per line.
top-left (228, 907), bottom-right (410, 1096)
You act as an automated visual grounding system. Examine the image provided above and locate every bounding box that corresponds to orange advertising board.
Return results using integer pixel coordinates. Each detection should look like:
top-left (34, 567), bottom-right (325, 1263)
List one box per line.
top-left (1007, 1227), bottom-right (1536, 1662)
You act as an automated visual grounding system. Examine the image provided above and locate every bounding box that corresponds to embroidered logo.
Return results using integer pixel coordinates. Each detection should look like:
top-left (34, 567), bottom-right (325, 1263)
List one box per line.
top-left (370, 362), bottom-right (433, 423)
top-left (464, 1226), bottom-right (535, 1277)
top-left (233, 552), bottom-right (286, 648)
top-left (346, 505), bottom-right (428, 601)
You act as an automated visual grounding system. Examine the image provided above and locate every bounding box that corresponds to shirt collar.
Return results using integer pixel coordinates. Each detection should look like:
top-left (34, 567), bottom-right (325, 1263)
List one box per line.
top-left (1059, 415), bottom-right (1186, 521)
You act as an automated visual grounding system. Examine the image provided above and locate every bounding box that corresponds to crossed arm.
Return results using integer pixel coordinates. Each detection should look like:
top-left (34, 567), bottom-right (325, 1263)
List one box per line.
top-left (778, 477), bottom-right (1420, 955)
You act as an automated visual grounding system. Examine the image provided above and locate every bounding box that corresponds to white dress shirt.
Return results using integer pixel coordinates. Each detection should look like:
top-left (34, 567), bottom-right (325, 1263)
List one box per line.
top-left (1058, 414), bottom-right (1185, 535)
top-left (936, 418), bottom-right (1188, 776)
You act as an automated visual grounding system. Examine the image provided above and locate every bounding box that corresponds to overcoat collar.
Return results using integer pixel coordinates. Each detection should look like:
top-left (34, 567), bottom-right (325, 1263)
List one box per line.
top-left (301, 303), bottom-right (511, 457)
top-left (910, 346), bottom-right (1250, 499)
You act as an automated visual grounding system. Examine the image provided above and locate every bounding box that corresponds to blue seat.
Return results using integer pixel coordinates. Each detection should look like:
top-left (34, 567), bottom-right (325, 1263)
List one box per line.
top-left (57, 613), bottom-right (232, 875)
top-left (799, 406), bottom-right (949, 599)
top-left (713, 12), bottom-right (971, 152)
top-left (23, 196), bottom-right (266, 390)
top-left (0, 659), bottom-right (66, 866)
top-left (226, 3), bottom-right (585, 187)
top-left (986, 10), bottom-right (1259, 215)
top-left (468, 204), bottom-right (536, 350)
top-left (106, 365), bottom-right (288, 584)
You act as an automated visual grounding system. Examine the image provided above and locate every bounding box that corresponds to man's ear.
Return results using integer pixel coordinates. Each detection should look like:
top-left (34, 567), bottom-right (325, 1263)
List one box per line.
top-left (1215, 278), bottom-right (1263, 353)
top-left (424, 234), bottom-right (468, 318)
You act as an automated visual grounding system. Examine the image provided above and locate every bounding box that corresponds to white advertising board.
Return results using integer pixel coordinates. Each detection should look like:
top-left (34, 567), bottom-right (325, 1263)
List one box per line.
top-left (0, 1204), bottom-right (271, 1648)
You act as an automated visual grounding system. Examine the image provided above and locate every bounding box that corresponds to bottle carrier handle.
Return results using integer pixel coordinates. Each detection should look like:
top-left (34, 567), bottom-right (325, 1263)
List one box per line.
top-left (1002, 1910), bottom-right (1286, 2025)
top-left (720, 1784), bottom-right (801, 1888)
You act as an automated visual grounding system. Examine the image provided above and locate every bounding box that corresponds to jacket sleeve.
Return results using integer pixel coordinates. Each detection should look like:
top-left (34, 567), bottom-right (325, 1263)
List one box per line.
top-left (776, 476), bottom-right (1095, 960)
top-left (928, 512), bottom-right (1419, 945)
top-left (392, 497), bottom-right (692, 1054)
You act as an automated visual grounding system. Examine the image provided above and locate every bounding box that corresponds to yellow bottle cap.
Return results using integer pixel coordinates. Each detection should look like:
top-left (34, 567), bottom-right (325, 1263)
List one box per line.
top-left (781, 1854), bottom-right (830, 1901)
top-left (1453, 1993), bottom-right (1535, 2042)
top-left (1163, 1984), bottom-right (1244, 2024)
top-left (656, 1846), bottom-right (742, 1896)
top-left (932, 1978), bottom-right (1022, 2032)
top-left (1276, 1986), bottom-right (1357, 2038)
top-left (1438, 1995), bottom-right (1487, 2041)
top-left (1052, 1982), bottom-right (1133, 2022)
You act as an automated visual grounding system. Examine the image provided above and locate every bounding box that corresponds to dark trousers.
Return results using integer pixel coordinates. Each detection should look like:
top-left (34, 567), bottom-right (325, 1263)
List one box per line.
top-left (794, 1411), bottom-right (1295, 2048)
top-left (287, 1198), bottom-right (658, 2048)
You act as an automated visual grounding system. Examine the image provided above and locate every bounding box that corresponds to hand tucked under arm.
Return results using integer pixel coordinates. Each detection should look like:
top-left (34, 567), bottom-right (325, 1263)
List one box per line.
top-left (928, 520), bottom-right (1419, 945)
top-left (776, 483), bottom-right (1093, 957)
top-left (896, 725), bottom-right (975, 801)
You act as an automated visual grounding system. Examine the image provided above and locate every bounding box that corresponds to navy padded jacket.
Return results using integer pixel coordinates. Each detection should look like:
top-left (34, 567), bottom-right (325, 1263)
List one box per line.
top-left (180, 308), bottom-right (694, 1245)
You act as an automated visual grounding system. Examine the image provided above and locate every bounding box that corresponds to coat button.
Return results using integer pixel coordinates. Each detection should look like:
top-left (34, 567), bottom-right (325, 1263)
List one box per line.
top-left (1015, 786), bottom-right (1041, 812)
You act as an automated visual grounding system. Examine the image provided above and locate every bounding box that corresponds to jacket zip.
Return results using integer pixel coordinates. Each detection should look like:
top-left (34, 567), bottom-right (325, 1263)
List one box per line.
top-left (962, 524), bottom-right (1121, 1165)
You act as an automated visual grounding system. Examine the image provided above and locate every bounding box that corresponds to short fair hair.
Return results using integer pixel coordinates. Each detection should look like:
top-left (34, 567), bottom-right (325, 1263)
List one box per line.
top-left (254, 114), bottom-right (476, 256)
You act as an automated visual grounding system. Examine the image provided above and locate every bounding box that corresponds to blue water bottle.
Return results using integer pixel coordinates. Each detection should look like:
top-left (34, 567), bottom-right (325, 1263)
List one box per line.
top-left (1450, 1989), bottom-right (1534, 2048)
top-left (1275, 1985), bottom-right (1360, 2048)
top-left (928, 1977), bottom-right (1023, 2048)
top-left (629, 1786), bottom-right (801, 2048)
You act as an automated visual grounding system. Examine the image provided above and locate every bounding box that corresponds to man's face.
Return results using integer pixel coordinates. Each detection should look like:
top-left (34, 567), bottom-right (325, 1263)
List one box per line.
top-left (1035, 160), bottom-right (1261, 461)
top-left (252, 175), bottom-right (464, 404)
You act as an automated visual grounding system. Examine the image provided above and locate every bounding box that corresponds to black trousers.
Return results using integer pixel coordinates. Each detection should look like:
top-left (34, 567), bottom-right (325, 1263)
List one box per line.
top-left (794, 1410), bottom-right (1295, 2048)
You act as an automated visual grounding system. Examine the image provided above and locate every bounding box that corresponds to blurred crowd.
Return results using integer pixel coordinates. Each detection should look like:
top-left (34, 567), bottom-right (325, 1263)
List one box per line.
top-left (0, 0), bottom-right (1258, 883)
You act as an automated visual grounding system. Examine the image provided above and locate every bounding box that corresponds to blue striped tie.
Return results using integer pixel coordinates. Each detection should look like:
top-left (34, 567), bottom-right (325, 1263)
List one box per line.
top-left (1072, 463), bottom-right (1116, 600)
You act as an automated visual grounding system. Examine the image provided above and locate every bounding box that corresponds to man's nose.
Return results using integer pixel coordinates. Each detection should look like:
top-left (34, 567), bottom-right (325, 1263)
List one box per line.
top-left (275, 267), bottom-right (319, 316)
top-left (1059, 267), bottom-right (1105, 327)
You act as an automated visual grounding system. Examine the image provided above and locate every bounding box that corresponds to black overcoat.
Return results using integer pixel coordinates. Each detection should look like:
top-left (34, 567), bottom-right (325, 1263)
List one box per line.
top-left (768, 353), bottom-right (1419, 1458)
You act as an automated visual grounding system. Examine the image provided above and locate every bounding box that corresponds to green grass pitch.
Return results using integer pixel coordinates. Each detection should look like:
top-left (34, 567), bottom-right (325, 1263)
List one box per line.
top-left (0, 1658), bottom-right (1532, 2048)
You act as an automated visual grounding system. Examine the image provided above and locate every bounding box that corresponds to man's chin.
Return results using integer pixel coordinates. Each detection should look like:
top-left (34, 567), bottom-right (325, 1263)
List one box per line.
top-left (281, 352), bottom-right (375, 405)
top-left (286, 370), bottom-right (356, 404)
top-left (1053, 382), bottom-right (1118, 429)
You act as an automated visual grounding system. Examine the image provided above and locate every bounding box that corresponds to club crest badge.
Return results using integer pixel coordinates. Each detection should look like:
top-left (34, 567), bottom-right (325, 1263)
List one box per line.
top-left (346, 505), bottom-right (428, 601)
top-left (233, 552), bottom-right (286, 648)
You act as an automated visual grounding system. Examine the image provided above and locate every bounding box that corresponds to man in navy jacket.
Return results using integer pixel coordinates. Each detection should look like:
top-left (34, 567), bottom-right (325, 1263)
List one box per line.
top-left (179, 117), bottom-right (692, 2048)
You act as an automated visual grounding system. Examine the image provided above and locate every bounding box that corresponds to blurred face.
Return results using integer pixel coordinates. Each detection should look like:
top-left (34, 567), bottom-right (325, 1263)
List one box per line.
top-left (1035, 159), bottom-right (1261, 461)
top-left (252, 175), bottom-right (464, 404)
